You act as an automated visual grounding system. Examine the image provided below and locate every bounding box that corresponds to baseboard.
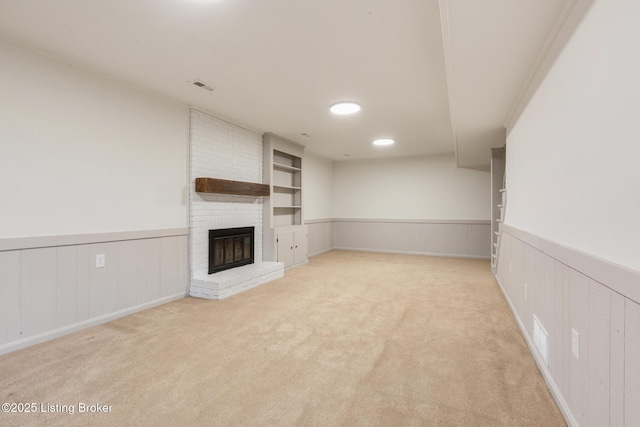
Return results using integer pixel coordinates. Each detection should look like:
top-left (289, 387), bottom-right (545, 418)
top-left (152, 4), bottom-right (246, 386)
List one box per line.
top-left (308, 248), bottom-right (333, 258)
top-left (0, 292), bottom-right (187, 356)
top-left (334, 247), bottom-right (490, 260)
top-left (286, 260), bottom-right (309, 270)
top-left (493, 274), bottom-right (578, 427)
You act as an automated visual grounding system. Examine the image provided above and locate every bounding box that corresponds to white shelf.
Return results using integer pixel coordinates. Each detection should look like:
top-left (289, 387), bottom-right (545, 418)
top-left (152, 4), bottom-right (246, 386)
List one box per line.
top-left (273, 185), bottom-right (302, 190)
top-left (274, 206), bottom-right (302, 209)
top-left (273, 162), bottom-right (301, 172)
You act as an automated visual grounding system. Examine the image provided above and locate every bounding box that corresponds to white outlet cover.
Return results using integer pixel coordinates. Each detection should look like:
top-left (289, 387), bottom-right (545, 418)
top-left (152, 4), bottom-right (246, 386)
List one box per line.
top-left (96, 254), bottom-right (106, 268)
top-left (571, 328), bottom-right (580, 360)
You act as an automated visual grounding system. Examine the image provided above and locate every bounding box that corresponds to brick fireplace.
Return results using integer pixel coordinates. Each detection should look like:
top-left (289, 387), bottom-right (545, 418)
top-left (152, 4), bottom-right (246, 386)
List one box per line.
top-left (188, 110), bottom-right (283, 299)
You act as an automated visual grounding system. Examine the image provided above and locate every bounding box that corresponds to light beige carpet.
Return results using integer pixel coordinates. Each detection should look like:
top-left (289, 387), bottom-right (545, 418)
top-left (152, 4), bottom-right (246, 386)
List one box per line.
top-left (0, 251), bottom-right (565, 426)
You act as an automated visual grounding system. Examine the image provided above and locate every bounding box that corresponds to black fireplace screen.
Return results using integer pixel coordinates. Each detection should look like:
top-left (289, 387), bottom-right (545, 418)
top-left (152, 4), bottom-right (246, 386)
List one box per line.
top-left (208, 227), bottom-right (254, 274)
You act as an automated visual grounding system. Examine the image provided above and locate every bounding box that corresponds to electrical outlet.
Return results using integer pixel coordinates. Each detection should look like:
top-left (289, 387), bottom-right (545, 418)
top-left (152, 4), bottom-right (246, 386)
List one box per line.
top-left (96, 254), bottom-right (106, 268)
top-left (524, 283), bottom-right (528, 300)
top-left (571, 328), bottom-right (580, 360)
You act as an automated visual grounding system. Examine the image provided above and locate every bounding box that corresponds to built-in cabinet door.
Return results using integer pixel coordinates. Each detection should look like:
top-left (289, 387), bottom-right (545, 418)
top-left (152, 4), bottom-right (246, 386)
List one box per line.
top-left (276, 231), bottom-right (294, 268)
top-left (293, 228), bottom-right (307, 265)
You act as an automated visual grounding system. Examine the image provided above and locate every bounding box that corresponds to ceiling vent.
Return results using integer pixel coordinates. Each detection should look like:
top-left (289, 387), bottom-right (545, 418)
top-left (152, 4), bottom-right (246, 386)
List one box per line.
top-left (191, 80), bottom-right (215, 92)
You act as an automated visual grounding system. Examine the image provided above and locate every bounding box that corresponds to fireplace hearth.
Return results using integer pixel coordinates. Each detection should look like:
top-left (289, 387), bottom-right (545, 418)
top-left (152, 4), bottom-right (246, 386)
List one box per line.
top-left (209, 227), bottom-right (254, 274)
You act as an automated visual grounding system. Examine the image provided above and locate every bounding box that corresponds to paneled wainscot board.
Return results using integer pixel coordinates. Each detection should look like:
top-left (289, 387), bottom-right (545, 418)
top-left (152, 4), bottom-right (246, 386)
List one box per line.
top-left (306, 219), bottom-right (334, 257)
top-left (0, 229), bottom-right (188, 355)
top-left (495, 224), bottom-right (640, 427)
top-left (333, 219), bottom-right (490, 259)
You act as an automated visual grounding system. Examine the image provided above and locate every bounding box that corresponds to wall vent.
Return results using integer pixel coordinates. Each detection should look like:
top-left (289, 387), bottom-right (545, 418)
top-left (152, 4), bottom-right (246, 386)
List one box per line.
top-left (191, 80), bottom-right (215, 92)
top-left (532, 315), bottom-right (549, 367)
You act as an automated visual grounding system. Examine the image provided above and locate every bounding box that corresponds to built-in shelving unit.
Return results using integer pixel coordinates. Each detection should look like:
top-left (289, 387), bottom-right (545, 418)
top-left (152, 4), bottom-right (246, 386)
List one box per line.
top-left (269, 145), bottom-right (303, 227)
top-left (263, 133), bottom-right (308, 268)
top-left (491, 147), bottom-right (506, 273)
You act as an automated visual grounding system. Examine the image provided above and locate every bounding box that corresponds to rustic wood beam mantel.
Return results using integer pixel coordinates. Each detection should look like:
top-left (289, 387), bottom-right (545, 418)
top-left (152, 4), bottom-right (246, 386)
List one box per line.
top-left (195, 177), bottom-right (270, 197)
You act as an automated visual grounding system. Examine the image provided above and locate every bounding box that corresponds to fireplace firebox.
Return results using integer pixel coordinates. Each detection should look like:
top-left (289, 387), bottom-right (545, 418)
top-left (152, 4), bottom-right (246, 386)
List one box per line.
top-left (208, 227), bottom-right (255, 274)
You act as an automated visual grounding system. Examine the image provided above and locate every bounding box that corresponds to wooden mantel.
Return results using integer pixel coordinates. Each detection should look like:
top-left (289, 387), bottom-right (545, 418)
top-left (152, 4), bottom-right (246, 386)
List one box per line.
top-left (195, 177), bottom-right (270, 196)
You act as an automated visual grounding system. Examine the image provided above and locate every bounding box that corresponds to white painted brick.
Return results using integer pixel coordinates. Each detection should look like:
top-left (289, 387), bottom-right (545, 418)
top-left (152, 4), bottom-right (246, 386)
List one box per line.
top-left (188, 110), bottom-right (266, 282)
top-left (190, 262), bottom-right (284, 300)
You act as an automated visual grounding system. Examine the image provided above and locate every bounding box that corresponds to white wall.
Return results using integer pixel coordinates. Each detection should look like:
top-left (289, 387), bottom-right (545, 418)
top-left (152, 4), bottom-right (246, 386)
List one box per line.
top-left (505, 0), bottom-right (640, 272)
top-left (333, 153), bottom-right (490, 220)
top-left (303, 151), bottom-right (334, 220)
top-left (0, 38), bottom-right (189, 238)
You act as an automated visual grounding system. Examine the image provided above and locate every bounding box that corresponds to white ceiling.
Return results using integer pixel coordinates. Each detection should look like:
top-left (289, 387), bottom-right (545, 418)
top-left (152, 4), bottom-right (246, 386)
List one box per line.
top-left (0, 0), bottom-right (573, 168)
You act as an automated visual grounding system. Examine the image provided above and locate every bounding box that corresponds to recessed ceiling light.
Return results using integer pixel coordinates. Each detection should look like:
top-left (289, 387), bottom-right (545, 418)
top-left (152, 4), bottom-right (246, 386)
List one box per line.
top-left (373, 138), bottom-right (394, 146)
top-left (330, 102), bottom-right (361, 115)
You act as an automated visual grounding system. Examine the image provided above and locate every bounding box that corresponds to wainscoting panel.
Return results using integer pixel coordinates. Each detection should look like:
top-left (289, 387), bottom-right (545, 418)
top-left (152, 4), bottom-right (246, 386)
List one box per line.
top-left (307, 220), bottom-right (334, 257)
top-left (21, 247), bottom-right (57, 338)
top-left (89, 242), bottom-right (118, 319)
top-left (0, 251), bottom-right (21, 344)
top-left (569, 268), bottom-right (589, 427)
top-left (56, 245), bottom-right (78, 329)
top-left (626, 299), bottom-right (640, 426)
top-left (76, 245), bottom-right (91, 323)
top-left (610, 292), bottom-right (625, 427)
top-left (333, 219), bottom-right (490, 259)
top-left (587, 280), bottom-right (610, 427)
top-left (146, 238), bottom-right (162, 302)
top-left (495, 224), bottom-right (640, 427)
top-left (160, 237), bottom-right (178, 296)
top-left (116, 240), bottom-right (140, 311)
top-left (0, 230), bottom-right (188, 355)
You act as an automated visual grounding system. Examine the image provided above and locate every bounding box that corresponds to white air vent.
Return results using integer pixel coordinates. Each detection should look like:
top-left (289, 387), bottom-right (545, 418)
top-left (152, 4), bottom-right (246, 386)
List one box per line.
top-left (533, 315), bottom-right (549, 367)
top-left (191, 80), bottom-right (215, 92)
